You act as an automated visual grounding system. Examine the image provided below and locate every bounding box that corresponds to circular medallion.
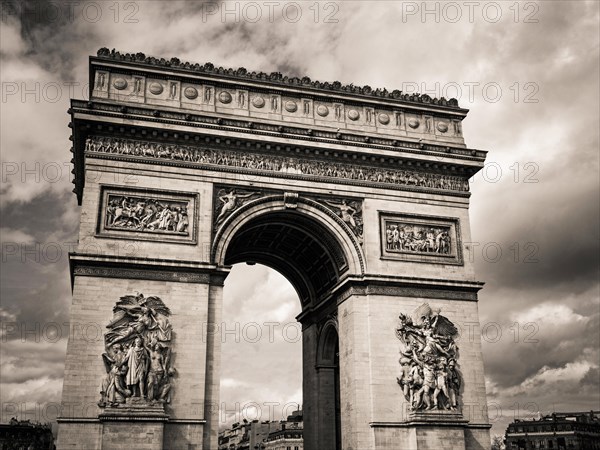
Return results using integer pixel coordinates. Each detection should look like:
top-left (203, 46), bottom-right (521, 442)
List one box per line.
top-left (113, 78), bottom-right (128, 90)
top-left (408, 118), bottom-right (420, 129)
top-left (348, 109), bottom-right (360, 121)
top-left (149, 82), bottom-right (163, 95)
top-left (437, 122), bottom-right (448, 133)
top-left (252, 96), bottom-right (265, 108)
top-left (316, 105), bottom-right (329, 117)
top-left (378, 113), bottom-right (390, 125)
top-left (218, 91), bottom-right (232, 104)
top-left (285, 101), bottom-right (298, 113)
top-left (183, 86), bottom-right (198, 100)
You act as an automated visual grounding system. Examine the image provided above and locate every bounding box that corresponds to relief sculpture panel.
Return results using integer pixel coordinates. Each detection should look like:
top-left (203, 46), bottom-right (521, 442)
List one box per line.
top-left (396, 303), bottom-right (462, 413)
top-left (97, 187), bottom-right (198, 244)
top-left (380, 213), bottom-right (462, 265)
top-left (98, 293), bottom-right (175, 410)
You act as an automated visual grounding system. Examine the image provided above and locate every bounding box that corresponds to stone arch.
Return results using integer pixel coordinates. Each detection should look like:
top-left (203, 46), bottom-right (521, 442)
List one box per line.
top-left (212, 194), bottom-right (365, 307)
top-left (317, 318), bottom-right (340, 367)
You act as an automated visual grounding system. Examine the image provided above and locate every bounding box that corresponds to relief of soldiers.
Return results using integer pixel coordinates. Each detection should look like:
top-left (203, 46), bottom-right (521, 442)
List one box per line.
top-left (85, 137), bottom-right (470, 193)
top-left (122, 337), bottom-right (149, 399)
top-left (106, 195), bottom-right (189, 234)
top-left (385, 223), bottom-right (451, 255)
top-left (146, 341), bottom-right (166, 402)
top-left (99, 344), bottom-right (131, 407)
top-left (99, 294), bottom-right (175, 409)
top-left (396, 303), bottom-right (462, 412)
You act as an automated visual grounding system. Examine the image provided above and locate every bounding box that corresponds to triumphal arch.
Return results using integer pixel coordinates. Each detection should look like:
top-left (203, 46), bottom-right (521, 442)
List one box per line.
top-left (57, 48), bottom-right (491, 450)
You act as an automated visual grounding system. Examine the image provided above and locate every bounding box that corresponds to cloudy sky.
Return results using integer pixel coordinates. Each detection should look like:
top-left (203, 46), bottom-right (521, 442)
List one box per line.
top-left (1, 0), bottom-right (598, 440)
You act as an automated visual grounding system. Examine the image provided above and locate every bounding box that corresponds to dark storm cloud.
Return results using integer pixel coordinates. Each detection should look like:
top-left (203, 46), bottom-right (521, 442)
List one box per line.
top-left (472, 174), bottom-right (599, 294)
top-left (2, 0), bottom-right (96, 79)
top-left (480, 304), bottom-right (599, 388)
top-left (1, 340), bottom-right (67, 383)
top-left (1, 191), bottom-right (76, 329)
top-left (581, 367), bottom-right (600, 388)
top-left (1, 190), bottom-right (78, 241)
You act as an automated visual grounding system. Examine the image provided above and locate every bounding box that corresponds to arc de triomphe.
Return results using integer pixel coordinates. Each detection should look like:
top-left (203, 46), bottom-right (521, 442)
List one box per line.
top-left (57, 49), bottom-right (491, 450)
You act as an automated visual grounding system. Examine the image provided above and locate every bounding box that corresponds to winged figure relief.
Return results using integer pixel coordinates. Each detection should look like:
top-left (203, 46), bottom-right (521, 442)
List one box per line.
top-left (105, 293), bottom-right (172, 347)
top-left (322, 198), bottom-right (364, 240)
top-left (215, 189), bottom-right (257, 224)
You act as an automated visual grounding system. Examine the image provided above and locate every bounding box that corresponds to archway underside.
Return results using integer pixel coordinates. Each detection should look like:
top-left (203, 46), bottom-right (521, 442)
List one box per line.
top-left (223, 211), bottom-right (348, 307)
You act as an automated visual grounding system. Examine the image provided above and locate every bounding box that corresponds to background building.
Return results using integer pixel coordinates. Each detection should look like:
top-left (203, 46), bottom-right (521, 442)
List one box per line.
top-left (220, 410), bottom-right (303, 450)
top-left (219, 421), bottom-right (251, 450)
top-left (263, 410), bottom-right (303, 450)
top-left (0, 418), bottom-right (55, 450)
top-left (505, 411), bottom-right (600, 450)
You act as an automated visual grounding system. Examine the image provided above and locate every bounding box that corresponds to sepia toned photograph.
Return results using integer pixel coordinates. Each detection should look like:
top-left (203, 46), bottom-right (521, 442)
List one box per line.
top-left (1, 1), bottom-right (598, 449)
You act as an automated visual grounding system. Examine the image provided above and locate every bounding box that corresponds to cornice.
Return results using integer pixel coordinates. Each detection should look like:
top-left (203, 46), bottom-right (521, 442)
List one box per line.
top-left (70, 99), bottom-right (486, 161)
top-left (94, 48), bottom-right (467, 113)
top-left (68, 253), bottom-right (230, 287)
top-left (68, 100), bottom-right (485, 205)
top-left (297, 275), bottom-right (484, 324)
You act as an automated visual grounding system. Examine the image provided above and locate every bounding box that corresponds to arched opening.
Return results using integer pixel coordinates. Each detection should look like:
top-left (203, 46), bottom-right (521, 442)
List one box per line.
top-left (316, 322), bottom-right (342, 450)
top-left (220, 264), bottom-right (303, 448)
top-left (215, 203), bottom-right (352, 450)
top-left (222, 209), bottom-right (350, 306)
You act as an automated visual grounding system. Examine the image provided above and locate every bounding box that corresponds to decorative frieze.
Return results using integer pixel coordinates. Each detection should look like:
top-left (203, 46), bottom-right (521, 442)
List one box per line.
top-left (396, 303), bottom-right (462, 413)
top-left (97, 186), bottom-right (198, 244)
top-left (85, 137), bottom-right (470, 193)
top-left (99, 293), bottom-right (175, 410)
top-left (72, 266), bottom-right (211, 283)
top-left (380, 213), bottom-right (462, 265)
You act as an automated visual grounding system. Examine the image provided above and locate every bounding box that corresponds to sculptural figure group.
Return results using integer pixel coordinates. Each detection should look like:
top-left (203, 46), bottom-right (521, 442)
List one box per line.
top-left (105, 195), bottom-right (189, 234)
top-left (86, 137), bottom-right (469, 192)
top-left (386, 223), bottom-right (451, 254)
top-left (99, 294), bottom-right (175, 408)
top-left (396, 303), bottom-right (461, 411)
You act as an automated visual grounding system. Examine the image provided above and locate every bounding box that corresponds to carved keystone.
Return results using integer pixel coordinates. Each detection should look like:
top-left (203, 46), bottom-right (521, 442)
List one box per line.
top-left (284, 192), bottom-right (299, 209)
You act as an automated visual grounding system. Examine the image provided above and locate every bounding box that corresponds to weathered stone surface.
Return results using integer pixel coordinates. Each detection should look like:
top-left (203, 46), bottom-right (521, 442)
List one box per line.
top-left (58, 51), bottom-right (491, 450)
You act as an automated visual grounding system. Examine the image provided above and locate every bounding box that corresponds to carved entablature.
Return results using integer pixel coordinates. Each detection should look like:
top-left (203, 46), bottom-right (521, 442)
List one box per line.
top-left (85, 137), bottom-right (470, 194)
top-left (98, 293), bottom-right (175, 411)
top-left (380, 213), bottom-right (462, 265)
top-left (396, 303), bottom-right (462, 413)
top-left (97, 186), bottom-right (198, 244)
top-left (91, 48), bottom-right (466, 146)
